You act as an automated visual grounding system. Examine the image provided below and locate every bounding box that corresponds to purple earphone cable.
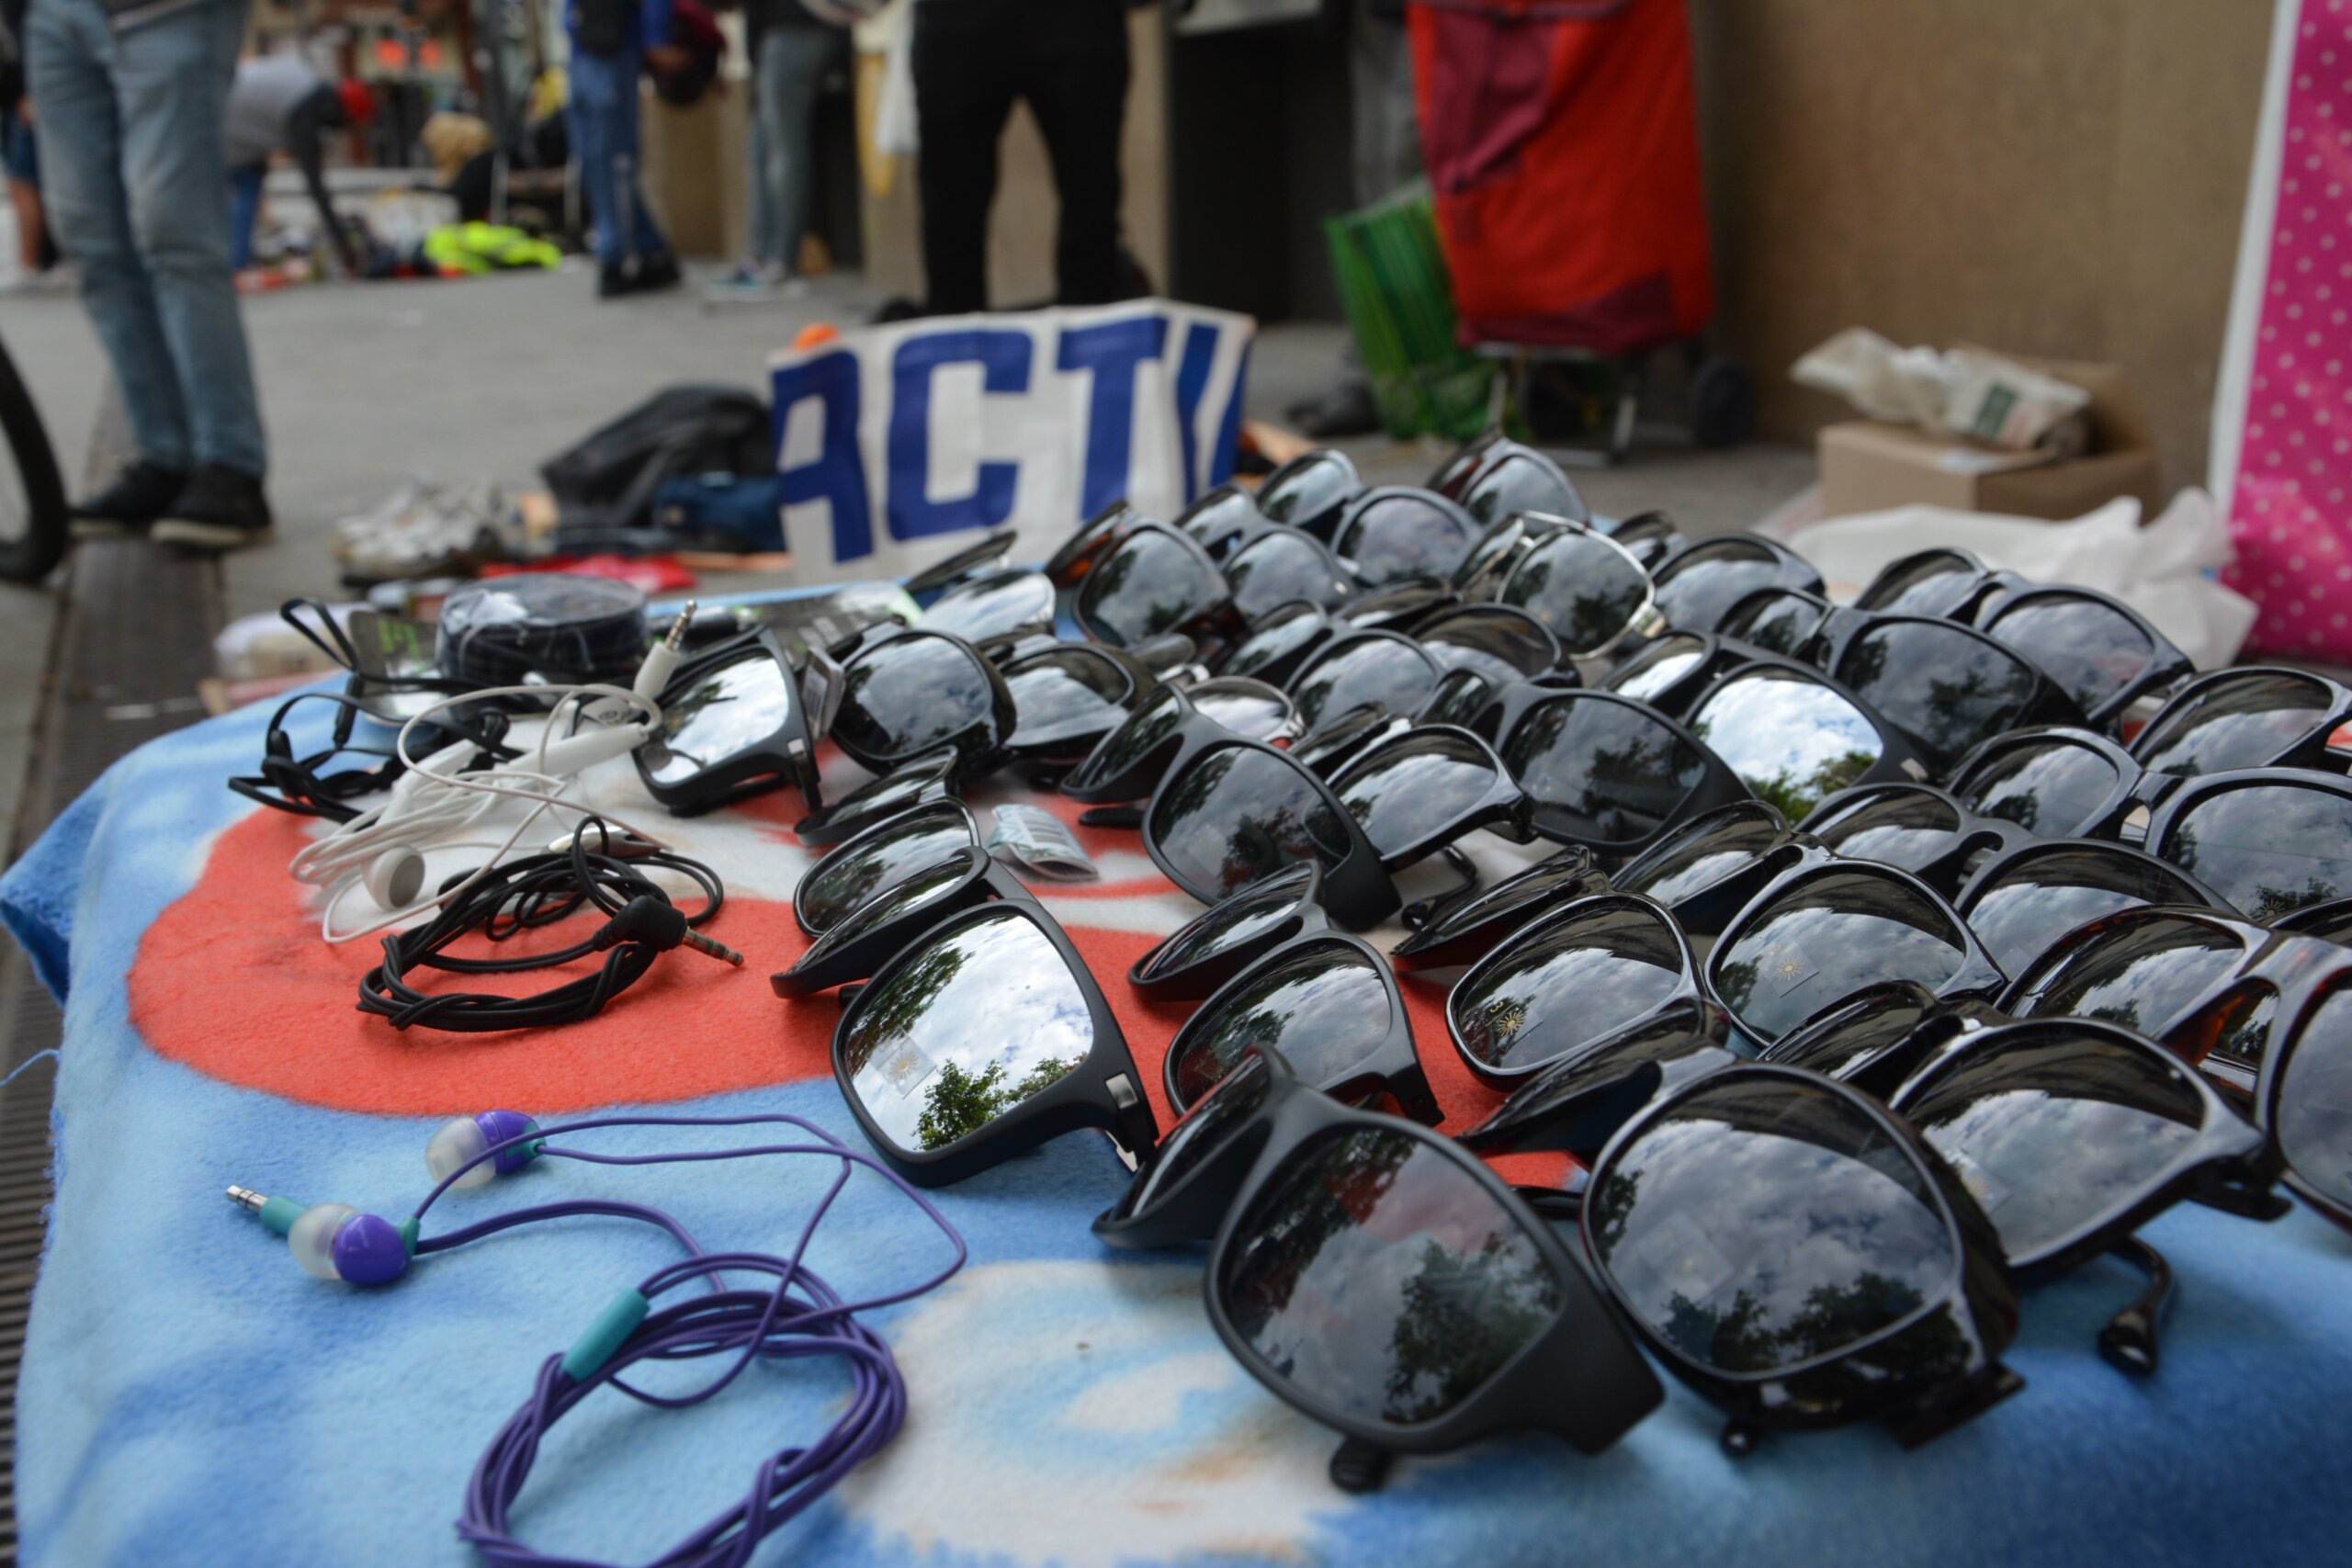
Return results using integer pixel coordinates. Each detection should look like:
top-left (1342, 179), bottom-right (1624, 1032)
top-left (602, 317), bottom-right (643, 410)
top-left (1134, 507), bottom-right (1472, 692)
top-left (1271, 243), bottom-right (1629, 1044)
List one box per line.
top-left (403, 1111), bottom-right (966, 1568)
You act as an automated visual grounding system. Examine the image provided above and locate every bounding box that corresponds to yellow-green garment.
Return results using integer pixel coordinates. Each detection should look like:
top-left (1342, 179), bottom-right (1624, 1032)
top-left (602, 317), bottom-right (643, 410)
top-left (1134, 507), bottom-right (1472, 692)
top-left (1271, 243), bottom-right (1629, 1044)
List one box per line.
top-left (422, 222), bottom-right (562, 276)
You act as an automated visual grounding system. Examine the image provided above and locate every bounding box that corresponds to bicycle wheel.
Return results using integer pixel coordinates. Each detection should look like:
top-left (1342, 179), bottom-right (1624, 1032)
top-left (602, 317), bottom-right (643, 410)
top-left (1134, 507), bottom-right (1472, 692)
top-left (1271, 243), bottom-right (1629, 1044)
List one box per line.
top-left (0, 332), bottom-right (67, 582)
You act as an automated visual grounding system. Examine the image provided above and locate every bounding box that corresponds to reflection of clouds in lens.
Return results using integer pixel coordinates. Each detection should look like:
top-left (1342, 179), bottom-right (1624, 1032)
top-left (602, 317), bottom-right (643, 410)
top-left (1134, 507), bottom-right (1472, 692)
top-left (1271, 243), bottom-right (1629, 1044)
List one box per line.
top-left (2015, 917), bottom-right (2245, 1033)
top-left (2278, 987), bottom-right (2352, 1209)
top-left (642, 653), bottom-right (792, 784)
top-left (838, 637), bottom-right (996, 761)
top-left (841, 910), bottom-right (1095, 1152)
top-left (1960, 740), bottom-right (2120, 835)
top-left (1690, 671), bottom-right (1882, 820)
top-left (1590, 1089), bottom-right (1952, 1374)
top-left (1454, 905), bottom-right (1685, 1070)
top-left (1334, 737), bottom-right (1499, 858)
top-left (2165, 785), bottom-right (2352, 919)
top-left (2135, 675), bottom-right (2329, 777)
top-left (1173, 943), bottom-right (1393, 1101)
top-left (1291, 637), bottom-right (1435, 729)
top-left (1151, 748), bottom-right (1345, 897)
top-left (1611, 643), bottom-right (1704, 704)
top-left (1712, 874), bottom-right (1965, 1043)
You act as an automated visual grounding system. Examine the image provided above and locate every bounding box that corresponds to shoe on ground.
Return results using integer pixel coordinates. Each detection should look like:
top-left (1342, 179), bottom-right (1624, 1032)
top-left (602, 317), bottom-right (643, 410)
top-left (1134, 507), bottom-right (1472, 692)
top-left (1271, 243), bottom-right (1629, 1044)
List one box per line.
top-left (1286, 378), bottom-right (1383, 440)
top-left (69, 459), bottom-right (186, 539)
top-left (633, 252), bottom-right (684, 294)
top-left (597, 260), bottom-right (631, 299)
top-left (150, 465), bottom-right (275, 552)
top-left (703, 260), bottom-right (781, 302)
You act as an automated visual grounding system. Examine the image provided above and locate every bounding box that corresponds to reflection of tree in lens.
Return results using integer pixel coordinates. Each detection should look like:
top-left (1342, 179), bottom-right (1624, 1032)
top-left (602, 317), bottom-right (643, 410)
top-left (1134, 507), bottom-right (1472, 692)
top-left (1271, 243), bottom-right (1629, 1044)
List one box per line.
top-left (840, 939), bottom-right (972, 1079)
top-left (1713, 957), bottom-right (1759, 1020)
top-left (914, 1055), bottom-right (1079, 1150)
top-left (1654, 1272), bottom-right (1928, 1375)
top-left (1724, 749), bottom-right (1878, 821)
top-left (1385, 1235), bottom-right (1560, 1421)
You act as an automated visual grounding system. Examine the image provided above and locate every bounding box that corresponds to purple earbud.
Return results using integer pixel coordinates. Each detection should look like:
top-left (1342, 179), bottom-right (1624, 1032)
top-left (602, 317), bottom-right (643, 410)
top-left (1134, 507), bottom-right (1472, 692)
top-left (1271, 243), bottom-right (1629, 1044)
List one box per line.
top-left (424, 1110), bottom-right (543, 1190)
top-left (286, 1202), bottom-right (412, 1286)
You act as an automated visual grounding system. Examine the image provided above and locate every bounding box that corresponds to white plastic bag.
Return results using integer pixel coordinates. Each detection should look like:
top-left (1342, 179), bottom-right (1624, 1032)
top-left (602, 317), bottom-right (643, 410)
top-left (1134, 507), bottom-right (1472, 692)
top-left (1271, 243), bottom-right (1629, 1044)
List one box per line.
top-left (1782, 488), bottom-right (2258, 670)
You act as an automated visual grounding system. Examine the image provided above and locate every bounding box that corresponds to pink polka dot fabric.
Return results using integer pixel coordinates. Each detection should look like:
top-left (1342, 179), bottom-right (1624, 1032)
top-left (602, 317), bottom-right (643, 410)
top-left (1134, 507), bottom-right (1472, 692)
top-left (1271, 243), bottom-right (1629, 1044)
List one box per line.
top-left (2227, 0), bottom-right (2352, 659)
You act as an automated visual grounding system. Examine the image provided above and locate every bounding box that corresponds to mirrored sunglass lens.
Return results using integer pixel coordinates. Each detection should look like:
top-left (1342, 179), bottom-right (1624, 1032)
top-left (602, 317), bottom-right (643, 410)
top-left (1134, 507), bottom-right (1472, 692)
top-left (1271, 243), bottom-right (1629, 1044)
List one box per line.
top-left (1688, 669), bottom-right (1883, 821)
top-left (1291, 637), bottom-right (1435, 729)
top-left (1006, 650), bottom-right (1136, 750)
top-left (1067, 686), bottom-right (1186, 793)
top-left (2159, 784), bottom-right (2352, 921)
top-left (1607, 636), bottom-right (1707, 705)
top-left (1193, 682), bottom-right (1295, 741)
top-left (798, 853), bottom-right (977, 965)
top-left (1170, 941), bottom-right (1394, 1106)
top-left (1333, 730), bottom-right (1502, 860)
top-left (1258, 454), bottom-right (1355, 525)
top-left (1500, 532), bottom-right (1652, 656)
top-left (919, 570), bottom-right (1054, 642)
top-left (1340, 495), bottom-right (1479, 586)
top-left (1420, 851), bottom-right (1603, 943)
top-left (1718, 591), bottom-right (1824, 656)
top-left (1419, 668), bottom-right (1501, 729)
top-left (1136, 865), bottom-right (1315, 980)
top-left (2278, 987), bottom-right (2352, 1213)
top-left (1805, 789), bottom-right (1962, 873)
top-left (1151, 745), bottom-right (1350, 899)
top-left (1419, 610), bottom-right (1559, 683)
top-left (1112, 1051), bottom-right (1276, 1223)
top-left (1227, 532), bottom-right (1351, 619)
top-left (2007, 913), bottom-right (2245, 1035)
top-left (1046, 502), bottom-right (1138, 581)
top-left (643, 650), bottom-right (792, 784)
top-left (1218, 1126), bottom-right (1563, 1425)
top-left (1902, 1030), bottom-right (2209, 1262)
top-left (1463, 454), bottom-right (1583, 526)
top-left (1615, 807), bottom-right (1787, 906)
top-left (1224, 604), bottom-right (1327, 678)
top-left (2135, 672), bottom-right (2335, 777)
top-left (1984, 597), bottom-right (2153, 716)
top-left (1080, 531), bottom-right (1227, 646)
top-left (1834, 624), bottom-right (2040, 777)
top-left (1173, 486), bottom-right (1262, 554)
top-left (1712, 870), bottom-right (1969, 1043)
top-left (1758, 987), bottom-right (1937, 1078)
top-left (838, 908), bottom-right (1091, 1153)
top-left (1502, 697), bottom-right (1704, 846)
top-left (1653, 541), bottom-right (1781, 631)
top-left (1962, 849), bottom-right (2213, 978)
top-left (1957, 739), bottom-right (2120, 836)
top-left (799, 805), bottom-right (975, 931)
top-left (1858, 554), bottom-right (1980, 616)
top-left (1453, 901), bottom-right (1688, 1073)
top-left (1589, 1076), bottom-right (1957, 1374)
top-left (835, 636), bottom-right (996, 765)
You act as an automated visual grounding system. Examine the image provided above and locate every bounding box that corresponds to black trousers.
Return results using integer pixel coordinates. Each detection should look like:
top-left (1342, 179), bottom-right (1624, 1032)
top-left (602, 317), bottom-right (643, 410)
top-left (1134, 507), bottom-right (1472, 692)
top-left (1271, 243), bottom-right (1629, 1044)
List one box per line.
top-left (911, 0), bottom-right (1130, 315)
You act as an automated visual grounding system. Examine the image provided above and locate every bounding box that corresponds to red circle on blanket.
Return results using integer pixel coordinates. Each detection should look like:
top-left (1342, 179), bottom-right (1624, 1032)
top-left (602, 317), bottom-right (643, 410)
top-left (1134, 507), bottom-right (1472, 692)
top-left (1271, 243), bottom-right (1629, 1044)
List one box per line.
top-left (128, 799), bottom-right (1563, 1184)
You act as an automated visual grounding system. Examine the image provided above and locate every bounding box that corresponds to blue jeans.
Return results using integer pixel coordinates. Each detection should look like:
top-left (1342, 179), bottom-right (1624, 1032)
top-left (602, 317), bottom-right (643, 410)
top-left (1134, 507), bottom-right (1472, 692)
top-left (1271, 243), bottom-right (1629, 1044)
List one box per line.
top-left (568, 47), bottom-right (668, 267)
top-left (228, 164), bottom-right (265, 271)
top-left (26, 0), bottom-right (266, 478)
top-left (747, 28), bottom-right (837, 270)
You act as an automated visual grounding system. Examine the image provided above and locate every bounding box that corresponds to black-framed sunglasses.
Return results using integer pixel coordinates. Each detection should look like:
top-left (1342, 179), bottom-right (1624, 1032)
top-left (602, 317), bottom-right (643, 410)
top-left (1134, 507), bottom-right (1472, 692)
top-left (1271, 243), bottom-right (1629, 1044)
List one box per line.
top-left (1327, 486), bottom-right (1485, 588)
top-left (1160, 925), bottom-right (1441, 1122)
top-left (904, 528), bottom-right (1020, 596)
top-left (1447, 892), bottom-right (1708, 1088)
top-left (1327, 722), bottom-right (1534, 872)
top-left (1170, 491), bottom-right (1374, 621)
top-left (828, 890), bottom-right (1162, 1186)
top-left (2139, 765), bottom-right (2352, 922)
top-left (1432, 432), bottom-right (1589, 526)
top-left (1128, 862), bottom-right (1331, 998)
top-left (1455, 998), bottom-right (1734, 1163)
top-left (1971, 581), bottom-right (2191, 729)
top-left (1253, 448), bottom-right (1365, 539)
top-left (1284, 616), bottom-right (1563, 733)
top-left (1216, 586), bottom-right (1471, 687)
top-left (634, 629), bottom-right (831, 816)
top-left (791, 799), bottom-right (985, 938)
top-left (916, 566), bottom-right (1058, 644)
top-left (1853, 547), bottom-right (2007, 619)
top-left (1043, 502), bottom-right (1150, 589)
top-left (2129, 665), bottom-right (2352, 779)
top-left (773, 843), bottom-right (1029, 998)
top-left (1140, 731), bottom-right (1401, 926)
top-left (995, 639), bottom-right (1162, 763)
top-left (1678, 656), bottom-right (1936, 821)
top-left (1583, 1063), bottom-right (2022, 1452)
top-left (1952, 838), bottom-right (2235, 979)
top-left (1094, 1045), bottom-right (1663, 1484)
top-left (1649, 534), bottom-right (1826, 633)
top-left (1608, 800), bottom-right (1830, 941)
top-left (1705, 860), bottom-right (2008, 1049)
top-left (1490, 516), bottom-right (1666, 660)
top-left (1753, 981), bottom-right (2006, 1098)
top-left (2003, 908), bottom-right (2352, 1227)
top-left (830, 627), bottom-right (1021, 780)
top-left (791, 746), bottom-right (960, 848)
top-left (1060, 676), bottom-right (1302, 805)
top-left (1070, 520), bottom-right (1244, 649)
top-left (1804, 605), bottom-right (2089, 777)
top-left (1389, 846), bottom-right (1611, 972)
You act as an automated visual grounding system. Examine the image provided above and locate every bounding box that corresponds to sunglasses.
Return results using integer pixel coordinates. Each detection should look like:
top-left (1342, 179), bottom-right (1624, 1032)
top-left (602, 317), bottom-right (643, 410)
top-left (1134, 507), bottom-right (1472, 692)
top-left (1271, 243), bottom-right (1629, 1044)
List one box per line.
top-left (1094, 1045), bottom-right (1664, 1475)
top-left (904, 528), bottom-right (1021, 595)
top-left (634, 629), bottom-right (830, 816)
top-left (1128, 861), bottom-right (1335, 998)
top-left (1705, 859), bottom-right (2008, 1049)
top-left (826, 886), bottom-right (1162, 1186)
top-left (1140, 730), bottom-right (1401, 926)
top-left (1972, 582), bottom-right (2191, 729)
top-left (1489, 517), bottom-right (1666, 660)
top-left (1060, 676), bottom-right (1301, 805)
top-left (1852, 547), bottom-right (2009, 619)
top-left (1216, 586), bottom-right (1474, 687)
top-left (1456, 998), bottom-right (1735, 1162)
top-left (1448, 891), bottom-right (1712, 1088)
top-left (774, 842), bottom-right (1031, 998)
top-left (1325, 486), bottom-right (1485, 588)
top-left (1043, 502), bottom-right (1151, 589)
top-left (1953, 838), bottom-right (2234, 978)
top-left (1679, 656), bottom-right (1935, 820)
top-left (917, 566), bottom-right (1058, 644)
top-left (1389, 845), bottom-right (1611, 971)
top-left (2003, 908), bottom-right (2352, 1226)
top-left (1754, 980), bottom-right (2007, 1097)
top-left (1608, 800), bottom-right (1830, 940)
top-left (1253, 448), bottom-right (1364, 539)
top-left (1326, 722), bottom-right (1534, 871)
top-left (1283, 613), bottom-right (1566, 734)
top-left (2130, 665), bottom-right (2352, 778)
top-left (1649, 534), bottom-right (1826, 633)
top-left (791, 745), bottom-right (960, 847)
top-left (1431, 433), bottom-right (1589, 525)
top-left (1072, 520), bottom-right (1247, 649)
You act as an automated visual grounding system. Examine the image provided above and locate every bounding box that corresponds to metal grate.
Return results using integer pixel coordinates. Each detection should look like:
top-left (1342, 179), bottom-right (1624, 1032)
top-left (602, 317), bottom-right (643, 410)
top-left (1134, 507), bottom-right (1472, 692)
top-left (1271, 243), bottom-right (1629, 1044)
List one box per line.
top-left (0, 536), bottom-right (222, 1565)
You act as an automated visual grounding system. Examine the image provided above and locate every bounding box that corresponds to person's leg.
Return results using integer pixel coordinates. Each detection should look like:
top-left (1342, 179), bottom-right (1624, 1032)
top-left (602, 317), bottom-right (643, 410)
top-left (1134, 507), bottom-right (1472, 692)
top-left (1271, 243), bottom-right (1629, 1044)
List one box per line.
top-left (608, 44), bottom-right (671, 266)
top-left (1348, 0), bottom-right (1420, 209)
top-left (911, 0), bottom-right (1013, 315)
top-left (745, 28), bottom-right (782, 266)
top-left (25, 0), bottom-right (198, 487)
top-left (766, 27), bottom-right (836, 278)
top-left (226, 163), bottom-right (265, 271)
top-left (1016, 0), bottom-right (1128, 306)
top-left (112, 0), bottom-right (267, 489)
top-left (568, 49), bottom-right (627, 272)
top-left (6, 118), bottom-right (43, 274)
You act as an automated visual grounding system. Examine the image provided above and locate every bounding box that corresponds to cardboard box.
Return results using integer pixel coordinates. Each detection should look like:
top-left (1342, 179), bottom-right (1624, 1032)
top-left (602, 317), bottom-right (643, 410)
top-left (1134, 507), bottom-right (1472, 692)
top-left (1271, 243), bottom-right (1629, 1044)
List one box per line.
top-left (1817, 353), bottom-right (2162, 522)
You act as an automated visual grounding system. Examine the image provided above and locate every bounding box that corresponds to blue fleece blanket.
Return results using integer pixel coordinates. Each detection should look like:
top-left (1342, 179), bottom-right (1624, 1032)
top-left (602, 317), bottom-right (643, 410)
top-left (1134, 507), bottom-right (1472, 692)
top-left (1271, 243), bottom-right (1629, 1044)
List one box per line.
top-left (7, 688), bottom-right (2352, 1568)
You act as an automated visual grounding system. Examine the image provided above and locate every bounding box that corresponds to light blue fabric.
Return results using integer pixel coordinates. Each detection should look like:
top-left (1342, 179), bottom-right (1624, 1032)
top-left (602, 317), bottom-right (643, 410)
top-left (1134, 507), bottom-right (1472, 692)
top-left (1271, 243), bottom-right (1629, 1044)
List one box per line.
top-left (25, 0), bottom-right (266, 478)
top-left (6, 692), bottom-right (2352, 1567)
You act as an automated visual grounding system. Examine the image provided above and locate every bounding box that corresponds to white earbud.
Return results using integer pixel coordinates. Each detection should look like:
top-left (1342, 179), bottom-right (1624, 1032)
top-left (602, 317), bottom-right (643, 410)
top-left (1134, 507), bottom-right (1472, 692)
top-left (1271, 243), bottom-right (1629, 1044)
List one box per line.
top-left (364, 846), bottom-right (427, 910)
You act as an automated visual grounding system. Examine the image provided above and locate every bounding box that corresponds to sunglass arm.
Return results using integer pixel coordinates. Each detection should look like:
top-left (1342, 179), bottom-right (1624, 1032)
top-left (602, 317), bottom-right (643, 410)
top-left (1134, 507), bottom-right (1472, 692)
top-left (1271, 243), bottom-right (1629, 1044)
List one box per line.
top-left (1328, 1434), bottom-right (1392, 1495)
top-left (2097, 1235), bottom-right (2175, 1379)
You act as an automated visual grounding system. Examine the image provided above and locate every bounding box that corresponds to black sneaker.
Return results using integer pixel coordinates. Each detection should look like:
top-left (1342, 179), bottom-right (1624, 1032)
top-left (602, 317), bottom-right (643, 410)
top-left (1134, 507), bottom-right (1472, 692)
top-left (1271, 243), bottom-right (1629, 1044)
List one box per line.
top-left (597, 261), bottom-right (631, 300)
top-left (633, 252), bottom-right (683, 294)
top-left (1286, 378), bottom-right (1382, 440)
top-left (69, 460), bottom-right (187, 538)
top-left (151, 465), bottom-right (276, 552)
